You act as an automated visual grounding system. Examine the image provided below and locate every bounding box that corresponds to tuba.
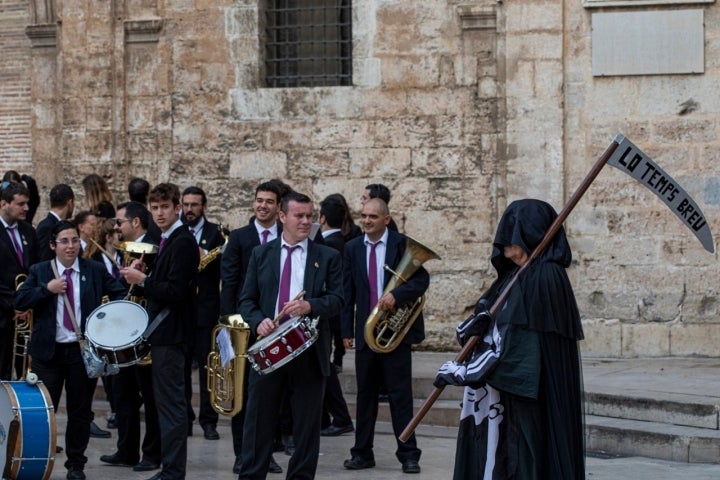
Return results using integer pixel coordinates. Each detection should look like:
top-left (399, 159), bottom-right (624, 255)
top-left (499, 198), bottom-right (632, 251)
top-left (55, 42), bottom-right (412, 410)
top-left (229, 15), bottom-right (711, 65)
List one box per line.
top-left (364, 236), bottom-right (440, 353)
top-left (206, 314), bottom-right (251, 416)
top-left (13, 273), bottom-right (33, 380)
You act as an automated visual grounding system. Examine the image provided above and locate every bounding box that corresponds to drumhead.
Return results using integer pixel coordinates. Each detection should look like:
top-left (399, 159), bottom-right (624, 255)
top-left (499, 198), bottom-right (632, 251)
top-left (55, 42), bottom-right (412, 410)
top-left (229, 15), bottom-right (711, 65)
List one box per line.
top-left (85, 300), bottom-right (149, 348)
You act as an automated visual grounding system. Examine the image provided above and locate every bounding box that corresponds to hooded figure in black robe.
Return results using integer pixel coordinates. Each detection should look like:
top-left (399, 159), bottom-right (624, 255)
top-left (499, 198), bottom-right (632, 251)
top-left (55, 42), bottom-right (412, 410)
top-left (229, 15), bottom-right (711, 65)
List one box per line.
top-left (435, 199), bottom-right (585, 480)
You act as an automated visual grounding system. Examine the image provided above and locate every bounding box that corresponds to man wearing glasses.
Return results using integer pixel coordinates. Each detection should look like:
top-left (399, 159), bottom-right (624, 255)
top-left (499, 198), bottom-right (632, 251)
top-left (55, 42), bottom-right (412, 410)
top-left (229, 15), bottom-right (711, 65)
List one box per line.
top-left (14, 220), bottom-right (126, 480)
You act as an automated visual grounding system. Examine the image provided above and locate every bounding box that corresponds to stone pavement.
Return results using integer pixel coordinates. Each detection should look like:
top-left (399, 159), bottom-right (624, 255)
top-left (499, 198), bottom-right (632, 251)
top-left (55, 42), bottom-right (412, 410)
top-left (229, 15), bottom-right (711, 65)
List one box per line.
top-left (36, 352), bottom-right (720, 478)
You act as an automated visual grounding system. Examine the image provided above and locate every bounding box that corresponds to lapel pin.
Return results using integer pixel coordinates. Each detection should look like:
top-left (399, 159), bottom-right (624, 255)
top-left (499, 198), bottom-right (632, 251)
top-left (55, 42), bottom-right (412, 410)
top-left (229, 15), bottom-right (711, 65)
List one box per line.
top-left (201, 239), bottom-right (207, 245)
top-left (81, 275), bottom-right (86, 282)
top-left (314, 261), bottom-right (319, 268)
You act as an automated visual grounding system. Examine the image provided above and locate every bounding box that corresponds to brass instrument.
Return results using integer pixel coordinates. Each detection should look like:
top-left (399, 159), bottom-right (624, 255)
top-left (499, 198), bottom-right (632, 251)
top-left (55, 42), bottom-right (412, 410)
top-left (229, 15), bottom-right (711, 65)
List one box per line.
top-left (364, 236), bottom-right (440, 354)
top-left (198, 224), bottom-right (229, 272)
top-left (117, 241), bottom-right (158, 365)
top-left (13, 273), bottom-right (32, 380)
top-left (207, 314), bottom-right (251, 416)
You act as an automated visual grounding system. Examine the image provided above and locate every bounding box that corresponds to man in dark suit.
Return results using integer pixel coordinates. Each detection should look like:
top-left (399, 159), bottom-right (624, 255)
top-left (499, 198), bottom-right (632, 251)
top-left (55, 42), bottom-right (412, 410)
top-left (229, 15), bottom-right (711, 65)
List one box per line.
top-left (237, 192), bottom-right (343, 480)
top-left (220, 180), bottom-right (284, 474)
top-left (181, 186), bottom-right (225, 440)
top-left (36, 183), bottom-right (75, 261)
top-left (318, 195), bottom-right (354, 437)
top-left (100, 201), bottom-right (161, 473)
top-left (122, 183), bottom-right (199, 480)
top-left (13, 220), bottom-right (126, 480)
top-left (0, 181), bottom-right (38, 380)
top-left (341, 198), bottom-right (428, 474)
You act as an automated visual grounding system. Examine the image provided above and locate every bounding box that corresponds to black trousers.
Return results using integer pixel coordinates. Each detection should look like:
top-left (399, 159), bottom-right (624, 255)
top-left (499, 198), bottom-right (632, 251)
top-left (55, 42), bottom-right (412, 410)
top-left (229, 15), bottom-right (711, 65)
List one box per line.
top-left (152, 345), bottom-right (187, 480)
top-left (239, 348), bottom-right (325, 480)
top-left (190, 325), bottom-right (218, 427)
top-left (112, 364), bottom-right (161, 464)
top-left (352, 343), bottom-right (421, 464)
top-left (321, 361), bottom-right (352, 428)
top-left (33, 342), bottom-right (96, 471)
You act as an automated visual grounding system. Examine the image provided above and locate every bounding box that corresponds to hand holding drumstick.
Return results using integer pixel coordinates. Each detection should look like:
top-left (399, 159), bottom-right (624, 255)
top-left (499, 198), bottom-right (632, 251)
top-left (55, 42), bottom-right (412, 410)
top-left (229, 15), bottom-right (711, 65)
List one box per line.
top-left (256, 290), bottom-right (307, 338)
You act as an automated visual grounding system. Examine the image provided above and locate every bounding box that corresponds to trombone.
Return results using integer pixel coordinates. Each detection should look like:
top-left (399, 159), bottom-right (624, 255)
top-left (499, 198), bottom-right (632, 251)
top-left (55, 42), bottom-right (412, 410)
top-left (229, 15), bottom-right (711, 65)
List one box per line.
top-left (12, 273), bottom-right (33, 381)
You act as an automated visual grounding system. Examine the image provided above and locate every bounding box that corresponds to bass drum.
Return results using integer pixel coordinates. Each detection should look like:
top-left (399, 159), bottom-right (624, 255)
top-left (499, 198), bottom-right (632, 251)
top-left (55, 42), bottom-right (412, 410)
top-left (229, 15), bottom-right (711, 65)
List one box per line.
top-left (85, 300), bottom-right (150, 367)
top-left (0, 381), bottom-right (56, 480)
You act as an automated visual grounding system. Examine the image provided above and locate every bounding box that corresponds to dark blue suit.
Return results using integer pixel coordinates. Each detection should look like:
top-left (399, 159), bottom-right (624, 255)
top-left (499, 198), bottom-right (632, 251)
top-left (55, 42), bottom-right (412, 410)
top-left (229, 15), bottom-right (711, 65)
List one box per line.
top-left (13, 258), bottom-right (125, 472)
top-left (341, 229), bottom-right (428, 465)
top-left (238, 238), bottom-right (343, 479)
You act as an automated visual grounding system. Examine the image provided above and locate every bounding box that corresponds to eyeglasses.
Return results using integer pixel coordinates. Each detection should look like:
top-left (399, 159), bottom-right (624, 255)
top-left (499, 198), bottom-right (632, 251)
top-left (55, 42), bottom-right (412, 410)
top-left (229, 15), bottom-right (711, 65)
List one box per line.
top-left (55, 238), bottom-right (81, 246)
top-left (114, 218), bottom-right (129, 227)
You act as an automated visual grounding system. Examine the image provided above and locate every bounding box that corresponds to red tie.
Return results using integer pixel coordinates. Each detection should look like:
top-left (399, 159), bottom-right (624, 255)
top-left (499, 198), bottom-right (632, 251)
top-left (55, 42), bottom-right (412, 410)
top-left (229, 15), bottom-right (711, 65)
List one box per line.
top-left (63, 268), bottom-right (75, 331)
top-left (261, 230), bottom-right (270, 244)
top-left (368, 242), bottom-right (379, 311)
top-left (278, 245), bottom-right (299, 323)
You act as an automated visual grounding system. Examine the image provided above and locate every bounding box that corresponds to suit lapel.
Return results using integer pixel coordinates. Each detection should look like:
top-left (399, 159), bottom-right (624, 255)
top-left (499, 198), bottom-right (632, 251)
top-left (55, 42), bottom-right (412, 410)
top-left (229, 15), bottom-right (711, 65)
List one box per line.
top-left (1, 223), bottom-right (22, 268)
top-left (383, 231), bottom-right (401, 288)
top-left (18, 223), bottom-right (31, 268)
top-left (303, 241), bottom-right (318, 295)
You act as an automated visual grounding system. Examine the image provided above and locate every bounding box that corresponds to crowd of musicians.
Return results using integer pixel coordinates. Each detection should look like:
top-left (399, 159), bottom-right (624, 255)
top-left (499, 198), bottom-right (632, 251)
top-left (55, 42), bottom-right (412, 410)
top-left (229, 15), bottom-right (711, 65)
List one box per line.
top-left (0, 173), bottom-right (428, 480)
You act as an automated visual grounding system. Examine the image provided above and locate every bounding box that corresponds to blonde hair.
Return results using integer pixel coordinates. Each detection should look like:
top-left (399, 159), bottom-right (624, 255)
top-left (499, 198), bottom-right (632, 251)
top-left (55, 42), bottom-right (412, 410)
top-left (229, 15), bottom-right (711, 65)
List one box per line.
top-left (82, 174), bottom-right (114, 213)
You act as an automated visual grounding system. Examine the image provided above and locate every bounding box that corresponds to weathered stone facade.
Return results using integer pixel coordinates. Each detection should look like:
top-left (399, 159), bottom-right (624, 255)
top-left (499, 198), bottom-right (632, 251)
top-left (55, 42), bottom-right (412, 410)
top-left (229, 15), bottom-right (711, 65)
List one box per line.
top-left (2, 0), bottom-right (719, 356)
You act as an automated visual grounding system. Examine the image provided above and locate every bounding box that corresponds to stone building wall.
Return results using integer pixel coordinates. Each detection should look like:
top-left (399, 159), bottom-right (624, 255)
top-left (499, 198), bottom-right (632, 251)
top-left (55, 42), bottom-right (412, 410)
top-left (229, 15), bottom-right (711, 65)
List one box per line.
top-left (2, 0), bottom-right (720, 356)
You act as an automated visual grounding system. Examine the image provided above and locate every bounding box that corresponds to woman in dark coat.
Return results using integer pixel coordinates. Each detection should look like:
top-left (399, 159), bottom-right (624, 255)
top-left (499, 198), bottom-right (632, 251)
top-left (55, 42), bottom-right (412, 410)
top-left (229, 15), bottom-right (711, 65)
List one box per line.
top-left (435, 199), bottom-right (585, 480)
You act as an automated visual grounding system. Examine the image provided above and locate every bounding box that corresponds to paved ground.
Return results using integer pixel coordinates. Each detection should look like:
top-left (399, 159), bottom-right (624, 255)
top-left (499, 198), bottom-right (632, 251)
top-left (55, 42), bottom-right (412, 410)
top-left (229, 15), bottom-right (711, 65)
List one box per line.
top-left (22, 353), bottom-right (720, 478)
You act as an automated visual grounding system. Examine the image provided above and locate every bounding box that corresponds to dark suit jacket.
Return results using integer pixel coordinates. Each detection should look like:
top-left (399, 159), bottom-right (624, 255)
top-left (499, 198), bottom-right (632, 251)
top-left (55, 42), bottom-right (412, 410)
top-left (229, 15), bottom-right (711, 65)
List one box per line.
top-left (220, 222), bottom-right (282, 316)
top-left (195, 220), bottom-right (224, 328)
top-left (238, 238), bottom-right (343, 377)
top-left (0, 221), bottom-right (38, 329)
top-left (341, 229), bottom-right (429, 351)
top-left (35, 212), bottom-right (59, 262)
top-left (143, 224), bottom-right (199, 346)
top-left (13, 258), bottom-right (126, 360)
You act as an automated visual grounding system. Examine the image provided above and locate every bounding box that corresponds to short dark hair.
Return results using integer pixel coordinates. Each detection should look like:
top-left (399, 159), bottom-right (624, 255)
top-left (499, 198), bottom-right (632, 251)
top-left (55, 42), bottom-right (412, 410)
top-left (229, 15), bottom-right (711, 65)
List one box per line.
top-left (0, 182), bottom-right (29, 203)
top-left (148, 183), bottom-right (180, 206)
top-left (73, 210), bottom-right (95, 226)
top-left (121, 201), bottom-right (150, 230)
top-left (50, 220), bottom-right (79, 243)
top-left (320, 196), bottom-right (346, 229)
top-left (255, 181), bottom-right (283, 203)
top-left (128, 177), bottom-right (150, 203)
top-left (365, 183), bottom-right (391, 204)
top-left (267, 179), bottom-right (293, 201)
top-left (182, 186), bottom-right (207, 206)
top-left (280, 191), bottom-right (312, 214)
top-left (49, 184), bottom-right (75, 208)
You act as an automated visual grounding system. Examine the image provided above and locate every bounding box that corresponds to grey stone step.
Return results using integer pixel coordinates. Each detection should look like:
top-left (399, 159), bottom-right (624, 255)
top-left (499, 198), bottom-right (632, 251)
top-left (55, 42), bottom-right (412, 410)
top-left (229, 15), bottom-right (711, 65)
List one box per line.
top-left (586, 414), bottom-right (720, 464)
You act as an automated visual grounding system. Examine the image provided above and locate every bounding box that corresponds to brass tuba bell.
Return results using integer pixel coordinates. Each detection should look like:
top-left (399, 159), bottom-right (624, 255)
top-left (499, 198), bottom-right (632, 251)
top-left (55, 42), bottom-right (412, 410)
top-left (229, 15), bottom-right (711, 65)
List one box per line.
top-left (364, 236), bottom-right (440, 353)
top-left (206, 314), bottom-right (251, 416)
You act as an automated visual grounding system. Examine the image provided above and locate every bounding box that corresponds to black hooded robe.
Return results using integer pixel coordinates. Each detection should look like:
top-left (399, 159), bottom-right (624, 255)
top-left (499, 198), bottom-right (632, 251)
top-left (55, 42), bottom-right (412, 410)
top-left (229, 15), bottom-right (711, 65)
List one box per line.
top-left (442, 199), bottom-right (585, 480)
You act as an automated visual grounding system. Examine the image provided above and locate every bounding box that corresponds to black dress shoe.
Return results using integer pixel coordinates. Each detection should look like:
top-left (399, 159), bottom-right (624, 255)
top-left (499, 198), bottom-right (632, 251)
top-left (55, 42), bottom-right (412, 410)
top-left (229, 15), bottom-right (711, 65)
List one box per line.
top-left (133, 458), bottom-right (160, 472)
top-left (202, 423), bottom-right (219, 440)
top-left (66, 468), bottom-right (86, 480)
top-left (99, 452), bottom-right (135, 466)
top-left (343, 456), bottom-right (375, 470)
top-left (402, 460), bottom-right (421, 474)
top-left (107, 412), bottom-right (117, 429)
top-left (90, 420), bottom-right (112, 438)
top-left (268, 455), bottom-right (283, 474)
top-left (233, 456), bottom-right (242, 474)
top-left (320, 424), bottom-right (354, 436)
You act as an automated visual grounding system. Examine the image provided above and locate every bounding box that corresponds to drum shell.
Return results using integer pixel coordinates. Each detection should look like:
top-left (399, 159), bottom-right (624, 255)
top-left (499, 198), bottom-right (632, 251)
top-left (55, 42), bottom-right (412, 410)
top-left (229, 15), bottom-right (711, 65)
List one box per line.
top-left (247, 316), bottom-right (319, 375)
top-left (85, 300), bottom-right (150, 368)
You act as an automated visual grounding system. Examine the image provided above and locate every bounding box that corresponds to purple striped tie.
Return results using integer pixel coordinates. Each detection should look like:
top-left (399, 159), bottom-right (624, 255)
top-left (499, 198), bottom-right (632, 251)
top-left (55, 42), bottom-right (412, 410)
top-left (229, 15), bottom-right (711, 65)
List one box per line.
top-left (63, 268), bottom-right (75, 331)
top-left (7, 225), bottom-right (24, 267)
top-left (159, 236), bottom-right (167, 252)
top-left (278, 245), bottom-right (299, 323)
top-left (261, 230), bottom-right (270, 245)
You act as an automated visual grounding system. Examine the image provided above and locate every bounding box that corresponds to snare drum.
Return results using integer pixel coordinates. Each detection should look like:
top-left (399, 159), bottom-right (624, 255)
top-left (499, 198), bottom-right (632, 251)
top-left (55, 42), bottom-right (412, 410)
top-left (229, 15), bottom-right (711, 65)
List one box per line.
top-left (0, 381), bottom-right (55, 480)
top-left (247, 316), bottom-right (319, 375)
top-left (85, 300), bottom-right (150, 367)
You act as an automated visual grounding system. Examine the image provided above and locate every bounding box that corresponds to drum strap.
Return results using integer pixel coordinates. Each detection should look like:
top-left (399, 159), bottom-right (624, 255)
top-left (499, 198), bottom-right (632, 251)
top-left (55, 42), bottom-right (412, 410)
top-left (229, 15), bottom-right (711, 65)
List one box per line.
top-left (141, 307), bottom-right (171, 341)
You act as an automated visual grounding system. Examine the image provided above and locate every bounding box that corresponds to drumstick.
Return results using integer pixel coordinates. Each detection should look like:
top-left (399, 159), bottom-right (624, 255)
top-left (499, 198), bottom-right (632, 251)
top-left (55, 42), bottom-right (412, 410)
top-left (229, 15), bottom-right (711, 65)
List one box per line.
top-left (272, 290), bottom-right (307, 325)
top-left (125, 252), bottom-right (146, 299)
top-left (256, 290), bottom-right (307, 340)
top-left (89, 238), bottom-right (122, 269)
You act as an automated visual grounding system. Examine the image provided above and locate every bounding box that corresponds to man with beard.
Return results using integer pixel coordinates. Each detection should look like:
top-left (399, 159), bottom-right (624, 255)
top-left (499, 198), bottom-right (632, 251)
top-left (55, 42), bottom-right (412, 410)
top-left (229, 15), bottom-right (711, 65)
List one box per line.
top-left (0, 181), bottom-right (38, 380)
top-left (181, 186), bottom-right (225, 440)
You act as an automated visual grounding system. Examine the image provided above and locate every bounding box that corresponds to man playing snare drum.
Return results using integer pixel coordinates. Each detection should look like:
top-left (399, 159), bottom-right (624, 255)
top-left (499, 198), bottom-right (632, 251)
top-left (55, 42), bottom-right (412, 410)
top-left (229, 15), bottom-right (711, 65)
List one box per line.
top-left (237, 191), bottom-right (343, 480)
top-left (14, 220), bottom-right (126, 480)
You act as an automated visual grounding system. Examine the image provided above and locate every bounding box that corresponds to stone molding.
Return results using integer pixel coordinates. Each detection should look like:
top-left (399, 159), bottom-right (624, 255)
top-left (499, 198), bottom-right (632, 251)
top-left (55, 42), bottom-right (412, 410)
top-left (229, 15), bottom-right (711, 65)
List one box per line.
top-left (124, 18), bottom-right (163, 44)
top-left (583, 0), bottom-right (713, 7)
top-left (456, 5), bottom-right (497, 31)
top-left (25, 23), bottom-right (57, 48)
